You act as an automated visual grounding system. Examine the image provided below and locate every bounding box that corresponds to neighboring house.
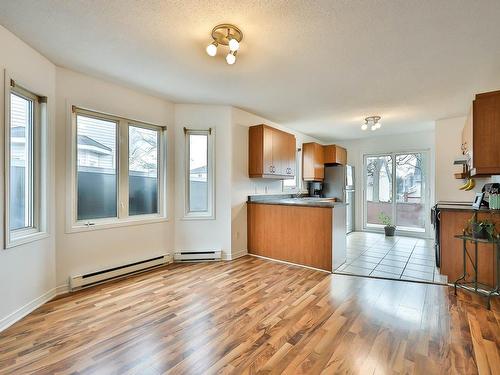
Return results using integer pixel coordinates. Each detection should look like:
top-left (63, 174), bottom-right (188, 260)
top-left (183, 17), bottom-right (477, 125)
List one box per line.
top-left (77, 134), bottom-right (113, 169)
top-left (190, 165), bottom-right (207, 182)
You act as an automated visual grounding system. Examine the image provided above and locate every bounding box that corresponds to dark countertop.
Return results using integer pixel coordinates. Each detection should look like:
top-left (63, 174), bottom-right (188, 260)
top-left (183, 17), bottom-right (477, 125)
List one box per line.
top-left (247, 194), bottom-right (347, 208)
top-left (437, 202), bottom-right (500, 213)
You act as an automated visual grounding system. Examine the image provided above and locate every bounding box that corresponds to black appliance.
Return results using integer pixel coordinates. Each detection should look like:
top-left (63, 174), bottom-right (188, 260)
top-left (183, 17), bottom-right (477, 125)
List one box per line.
top-left (308, 181), bottom-right (323, 197)
top-left (430, 204), bottom-right (441, 267)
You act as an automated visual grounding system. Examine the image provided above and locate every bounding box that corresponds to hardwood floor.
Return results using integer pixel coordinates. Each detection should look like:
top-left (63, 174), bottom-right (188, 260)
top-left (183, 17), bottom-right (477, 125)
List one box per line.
top-left (0, 256), bottom-right (498, 374)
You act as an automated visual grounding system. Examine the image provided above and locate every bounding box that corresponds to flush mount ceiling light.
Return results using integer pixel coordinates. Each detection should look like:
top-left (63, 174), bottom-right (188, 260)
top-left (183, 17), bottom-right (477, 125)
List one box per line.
top-left (362, 116), bottom-right (382, 131)
top-left (206, 24), bottom-right (243, 65)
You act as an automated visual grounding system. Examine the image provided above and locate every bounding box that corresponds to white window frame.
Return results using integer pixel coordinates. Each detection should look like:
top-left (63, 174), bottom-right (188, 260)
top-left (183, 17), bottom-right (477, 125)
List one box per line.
top-left (362, 149), bottom-right (431, 238)
top-left (283, 147), bottom-right (301, 192)
top-left (4, 75), bottom-right (48, 248)
top-left (184, 128), bottom-right (215, 219)
top-left (66, 106), bottom-right (168, 233)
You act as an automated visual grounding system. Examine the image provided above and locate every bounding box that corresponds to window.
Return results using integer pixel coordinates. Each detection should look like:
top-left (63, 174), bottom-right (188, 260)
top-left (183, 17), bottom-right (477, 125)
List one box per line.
top-left (129, 125), bottom-right (159, 216)
top-left (5, 80), bottom-right (47, 247)
top-left (70, 107), bottom-right (166, 230)
top-left (185, 129), bottom-right (214, 218)
top-left (283, 149), bottom-right (301, 191)
top-left (363, 152), bottom-right (429, 234)
top-left (76, 115), bottom-right (117, 220)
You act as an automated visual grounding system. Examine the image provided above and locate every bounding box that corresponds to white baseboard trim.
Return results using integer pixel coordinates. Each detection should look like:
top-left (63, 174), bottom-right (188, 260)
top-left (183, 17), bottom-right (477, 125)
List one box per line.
top-left (230, 249), bottom-right (248, 260)
top-left (248, 253), bottom-right (331, 274)
top-left (0, 287), bottom-right (57, 333)
top-left (56, 283), bottom-right (70, 295)
top-left (222, 249), bottom-right (248, 261)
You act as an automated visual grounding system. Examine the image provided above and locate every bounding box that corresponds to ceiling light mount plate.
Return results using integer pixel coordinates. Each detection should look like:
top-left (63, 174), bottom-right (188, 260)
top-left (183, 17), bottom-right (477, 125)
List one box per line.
top-left (362, 115), bottom-right (382, 131)
top-left (211, 24), bottom-right (243, 46)
top-left (365, 115), bottom-right (381, 123)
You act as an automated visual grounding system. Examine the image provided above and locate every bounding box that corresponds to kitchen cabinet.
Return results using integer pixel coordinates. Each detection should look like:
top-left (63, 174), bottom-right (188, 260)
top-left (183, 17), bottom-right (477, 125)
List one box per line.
top-left (439, 208), bottom-right (498, 287)
top-left (323, 145), bottom-right (347, 165)
top-left (302, 143), bottom-right (348, 181)
top-left (463, 90), bottom-right (500, 176)
top-left (302, 142), bottom-right (325, 181)
top-left (248, 203), bottom-right (334, 271)
top-left (248, 124), bottom-right (296, 179)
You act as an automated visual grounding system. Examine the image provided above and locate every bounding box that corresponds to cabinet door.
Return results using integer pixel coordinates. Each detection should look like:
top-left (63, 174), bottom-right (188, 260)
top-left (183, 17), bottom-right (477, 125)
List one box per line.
top-left (473, 93), bottom-right (500, 171)
top-left (324, 145), bottom-right (347, 165)
top-left (272, 129), bottom-right (285, 175)
top-left (302, 143), bottom-right (324, 181)
top-left (285, 134), bottom-right (296, 177)
top-left (263, 126), bottom-right (274, 175)
top-left (335, 146), bottom-right (347, 165)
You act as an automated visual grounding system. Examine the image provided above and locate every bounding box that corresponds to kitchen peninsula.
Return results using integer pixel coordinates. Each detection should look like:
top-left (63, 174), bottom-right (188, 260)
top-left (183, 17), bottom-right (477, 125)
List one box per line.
top-left (247, 195), bottom-right (347, 272)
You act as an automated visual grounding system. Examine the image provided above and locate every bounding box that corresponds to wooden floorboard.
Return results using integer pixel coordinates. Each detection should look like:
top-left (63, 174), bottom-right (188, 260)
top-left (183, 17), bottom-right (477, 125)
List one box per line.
top-left (0, 256), bottom-right (498, 374)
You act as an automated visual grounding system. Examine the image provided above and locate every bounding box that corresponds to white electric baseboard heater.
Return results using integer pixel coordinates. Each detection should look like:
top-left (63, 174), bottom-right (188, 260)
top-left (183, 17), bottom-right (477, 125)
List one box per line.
top-left (174, 250), bottom-right (222, 262)
top-left (69, 254), bottom-right (172, 291)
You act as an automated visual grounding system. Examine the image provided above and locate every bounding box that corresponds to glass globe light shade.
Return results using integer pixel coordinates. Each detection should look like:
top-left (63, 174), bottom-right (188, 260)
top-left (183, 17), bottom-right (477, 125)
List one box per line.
top-left (229, 38), bottom-right (240, 52)
top-left (226, 52), bottom-right (236, 65)
top-left (206, 43), bottom-right (217, 57)
top-left (361, 123), bottom-right (368, 131)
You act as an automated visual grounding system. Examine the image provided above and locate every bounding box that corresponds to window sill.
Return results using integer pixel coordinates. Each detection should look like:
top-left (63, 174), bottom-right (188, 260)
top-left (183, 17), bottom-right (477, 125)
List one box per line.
top-left (66, 215), bottom-right (169, 234)
top-left (5, 231), bottom-right (49, 249)
top-left (181, 214), bottom-right (216, 221)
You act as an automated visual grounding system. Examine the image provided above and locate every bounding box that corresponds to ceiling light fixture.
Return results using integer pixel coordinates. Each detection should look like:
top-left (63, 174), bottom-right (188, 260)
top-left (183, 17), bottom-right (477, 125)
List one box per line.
top-left (362, 116), bottom-right (382, 131)
top-left (206, 24), bottom-right (243, 65)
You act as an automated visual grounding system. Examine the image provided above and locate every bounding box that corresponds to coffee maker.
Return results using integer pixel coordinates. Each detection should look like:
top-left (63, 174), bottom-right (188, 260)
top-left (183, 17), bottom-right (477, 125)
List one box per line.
top-left (308, 181), bottom-right (323, 197)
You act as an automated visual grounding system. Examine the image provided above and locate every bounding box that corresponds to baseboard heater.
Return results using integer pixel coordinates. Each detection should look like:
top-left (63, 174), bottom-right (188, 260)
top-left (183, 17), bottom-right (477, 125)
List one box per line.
top-left (174, 250), bottom-right (222, 262)
top-left (69, 254), bottom-right (172, 291)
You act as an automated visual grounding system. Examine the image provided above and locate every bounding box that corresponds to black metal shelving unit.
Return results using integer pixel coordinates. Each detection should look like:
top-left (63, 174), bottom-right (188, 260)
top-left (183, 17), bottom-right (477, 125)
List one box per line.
top-left (454, 231), bottom-right (500, 309)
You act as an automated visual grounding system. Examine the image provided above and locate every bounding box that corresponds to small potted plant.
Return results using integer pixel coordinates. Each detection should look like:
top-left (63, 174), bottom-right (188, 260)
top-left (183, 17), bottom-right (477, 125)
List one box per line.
top-left (468, 216), bottom-right (496, 240)
top-left (379, 212), bottom-right (396, 236)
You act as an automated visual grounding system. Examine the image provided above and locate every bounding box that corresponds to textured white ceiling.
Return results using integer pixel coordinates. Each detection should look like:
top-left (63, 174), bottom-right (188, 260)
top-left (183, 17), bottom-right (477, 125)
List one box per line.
top-left (1, 0), bottom-right (500, 141)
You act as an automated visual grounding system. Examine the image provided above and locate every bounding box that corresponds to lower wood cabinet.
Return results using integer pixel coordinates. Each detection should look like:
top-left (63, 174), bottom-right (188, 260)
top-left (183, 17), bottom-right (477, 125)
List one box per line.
top-left (440, 209), bottom-right (498, 286)
top-left (248, 203), bottom-right (333, 271)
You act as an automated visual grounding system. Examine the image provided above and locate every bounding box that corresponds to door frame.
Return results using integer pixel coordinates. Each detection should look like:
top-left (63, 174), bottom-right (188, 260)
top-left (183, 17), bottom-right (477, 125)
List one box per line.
top-left (362, 149), bottom-right (431, 238)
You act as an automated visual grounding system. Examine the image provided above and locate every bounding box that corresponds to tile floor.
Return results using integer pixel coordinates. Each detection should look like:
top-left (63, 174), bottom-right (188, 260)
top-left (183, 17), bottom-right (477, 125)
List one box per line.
top-left (336, 232), bottom-right (447, 283)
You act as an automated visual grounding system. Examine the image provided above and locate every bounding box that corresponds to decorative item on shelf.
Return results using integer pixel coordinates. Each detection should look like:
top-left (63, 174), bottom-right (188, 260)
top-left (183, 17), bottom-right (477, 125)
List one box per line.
top-left (362, 116), bottom-right (382, 131)
top-left (378, 212), bottom-right (396, 236)
top-left (453, 156), bottom-right (470, 180)
top-left (205, 24), bottom-right (243, 65)
top-left (466, 214), bottom-right (496, 240)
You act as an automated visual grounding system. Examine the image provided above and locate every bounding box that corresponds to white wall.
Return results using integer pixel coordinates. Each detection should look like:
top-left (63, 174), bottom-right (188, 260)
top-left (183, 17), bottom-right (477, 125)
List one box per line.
top-left (340, 130), bottom-right (436, 236)
top-left (54, 67), bottom-right (175, 288)
top-left (435, 116), bottom-right (500, 202)
top-left (174, 104), bottom-right (233, 259)
top-left (173, 105), bottom-right (322, 260)
top-left (0, 25), bottom-right (56, 329)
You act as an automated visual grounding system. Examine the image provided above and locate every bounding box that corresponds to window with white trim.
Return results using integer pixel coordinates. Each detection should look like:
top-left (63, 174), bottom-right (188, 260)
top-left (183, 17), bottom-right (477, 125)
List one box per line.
top-left (5, 80), bottom-right (47, 248)
top-left (70, 107), bottom-right (166, 230)
top-left (283, 148), bottom-right (301, 191)
top-left (185, 128), bottom-right (214, 218)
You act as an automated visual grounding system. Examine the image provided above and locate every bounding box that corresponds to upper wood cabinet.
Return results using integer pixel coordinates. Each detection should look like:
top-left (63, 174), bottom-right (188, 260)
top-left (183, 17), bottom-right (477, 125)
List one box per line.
top-left (249, 124), bottom-right (296, 179)
top-left (302, 142), bottom-right (325, 181)
top-left (302, 143), bottom-right (348, 181)
top-left (468, 90), bottom-right (500, 176)
top-left (323, 145), bottom-right (347, 165)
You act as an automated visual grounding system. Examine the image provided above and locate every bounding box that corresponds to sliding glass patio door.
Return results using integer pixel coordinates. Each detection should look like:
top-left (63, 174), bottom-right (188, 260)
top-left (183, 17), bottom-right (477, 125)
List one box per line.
top-left (363, 152), bottom-right (429, 235)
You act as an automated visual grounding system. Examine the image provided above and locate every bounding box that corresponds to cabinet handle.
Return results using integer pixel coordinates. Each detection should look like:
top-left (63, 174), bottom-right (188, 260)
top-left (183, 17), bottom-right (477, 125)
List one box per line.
top-left (269, 165), bottom-right (273, 173)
